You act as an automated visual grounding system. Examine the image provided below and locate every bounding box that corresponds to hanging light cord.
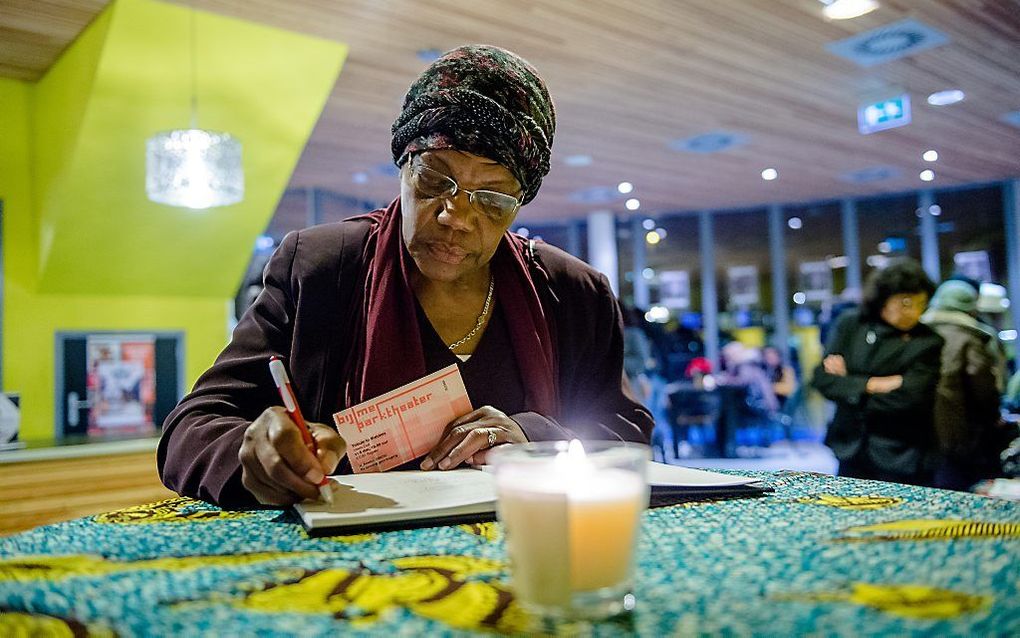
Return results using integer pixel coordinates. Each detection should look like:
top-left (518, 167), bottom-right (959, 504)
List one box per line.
top-left (189, 4), bottom-right (198, 129)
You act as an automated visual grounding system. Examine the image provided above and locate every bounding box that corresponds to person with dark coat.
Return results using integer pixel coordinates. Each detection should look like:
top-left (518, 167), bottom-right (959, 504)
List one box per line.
top-left (922, 280), bottom-right (1004, 490)
top-left (812, 259), bottom-right (943, 486)
top-left (157, 45), bottom-right (652, 508)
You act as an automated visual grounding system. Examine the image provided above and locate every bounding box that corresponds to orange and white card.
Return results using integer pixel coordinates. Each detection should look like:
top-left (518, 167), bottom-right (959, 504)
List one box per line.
top-left (333, 364), bottom-right (472, 473)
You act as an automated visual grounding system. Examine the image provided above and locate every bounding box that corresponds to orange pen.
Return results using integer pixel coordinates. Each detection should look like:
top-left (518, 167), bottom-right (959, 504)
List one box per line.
top-left (268, 356), bottom-right (333, 504)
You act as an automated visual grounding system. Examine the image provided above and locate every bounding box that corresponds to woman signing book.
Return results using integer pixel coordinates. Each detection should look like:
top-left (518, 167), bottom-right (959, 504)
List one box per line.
top-left (157, 45), bottom-right (653, 508)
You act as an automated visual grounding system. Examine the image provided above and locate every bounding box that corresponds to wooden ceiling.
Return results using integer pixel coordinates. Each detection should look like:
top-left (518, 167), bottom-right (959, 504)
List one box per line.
top-left (5, 0), bottom-right (1020, 230)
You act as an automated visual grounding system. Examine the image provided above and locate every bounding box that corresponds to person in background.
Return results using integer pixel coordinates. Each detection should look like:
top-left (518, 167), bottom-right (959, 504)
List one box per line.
top-left (976, 282), bottom-right (1011, 388)
top-left (943, 273), bottom-right (1009, 390)
top-left (921, 280), bottom-right (1004, 490)
top-left (812, 259), bottom-right (942, 486)
top-left (720, 342), bottom-right (779, 413)
top-left (158, 45), bottom-right (652, 508)
top-left (762, 345), bottom-right (797, 410)
top-left (685, 357), bottom-right (716, 391)
top-left (622, 305), bottom-right (655, 404)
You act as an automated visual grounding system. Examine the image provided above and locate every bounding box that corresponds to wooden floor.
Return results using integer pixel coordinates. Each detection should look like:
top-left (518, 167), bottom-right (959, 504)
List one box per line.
top-left (0, 450), bottom-right (177, 536)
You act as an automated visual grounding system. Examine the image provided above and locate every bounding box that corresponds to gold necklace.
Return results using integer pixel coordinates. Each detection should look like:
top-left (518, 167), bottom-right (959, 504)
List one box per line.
top-left (447, 276), bottom-right (495, 351)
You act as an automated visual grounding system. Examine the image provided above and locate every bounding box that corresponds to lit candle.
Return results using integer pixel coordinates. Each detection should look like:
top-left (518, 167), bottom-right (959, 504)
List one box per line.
top-left (493, 440), bottom-right (649, 617)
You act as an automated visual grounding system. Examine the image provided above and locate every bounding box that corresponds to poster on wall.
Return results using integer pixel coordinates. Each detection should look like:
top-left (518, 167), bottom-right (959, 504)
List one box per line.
top-left (86, 334), bottom-right (157, 437)
top-left (658, 270), bottom-right (691, 309)
top-left (727, 265), bottom-right (759, 307)
top-left (799, 261), bottom-right (833, 302)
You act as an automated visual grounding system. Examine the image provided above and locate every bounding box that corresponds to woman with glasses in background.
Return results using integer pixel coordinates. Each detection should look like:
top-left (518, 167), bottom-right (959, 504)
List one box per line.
top-left (812, 258), bottom-right (943, 486)
top-left (157, 45), bottom-right (653, 508)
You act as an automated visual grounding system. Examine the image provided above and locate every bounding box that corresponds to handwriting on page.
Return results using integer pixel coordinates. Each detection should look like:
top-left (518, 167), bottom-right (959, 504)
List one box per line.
top-left (333, 365), bottom-right (472, 473)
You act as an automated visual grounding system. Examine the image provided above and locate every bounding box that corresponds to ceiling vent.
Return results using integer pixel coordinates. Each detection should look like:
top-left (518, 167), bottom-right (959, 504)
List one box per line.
top-left (839, 166), bottom-right (901, 183)
top-left (826, 18), bottom-right (950, 67)
top-left (669, 131), bottom-right (748, 154)
top-left (569, 186), bottom-right (620, 204)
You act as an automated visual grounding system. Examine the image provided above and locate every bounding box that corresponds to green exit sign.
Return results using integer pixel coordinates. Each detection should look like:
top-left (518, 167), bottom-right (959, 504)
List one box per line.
top-left (858, 95), bottom-right (911, 134)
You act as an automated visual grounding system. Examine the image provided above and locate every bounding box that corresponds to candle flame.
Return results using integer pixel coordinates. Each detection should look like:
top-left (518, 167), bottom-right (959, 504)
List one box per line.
top-left (567, 439), bottom-right (586, 459)
top-left (554, 439), bottom-right (593, 478)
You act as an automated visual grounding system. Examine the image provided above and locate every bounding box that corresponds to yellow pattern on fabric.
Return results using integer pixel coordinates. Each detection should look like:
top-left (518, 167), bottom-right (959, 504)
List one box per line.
top-left (796, 494), bottom-right (905, 510)
top-left (391, 555), bottom-right (503, 575)
top-left (0, 611), bottom-right (115, 637)
top-left (458, 521), bottom-right (501, 541)
top-left (316, 532), bottom-right (376, 543)
top-left (0, 552), bottom-right (328, 582)
top-left (776, 583), bottom-right (990, 619)
top-left (94, 497), bottom-right (252, 524)
top-left (836, 519), bottom-right (1020, 542)
top-left (172, 555), bottom-right (525, 633)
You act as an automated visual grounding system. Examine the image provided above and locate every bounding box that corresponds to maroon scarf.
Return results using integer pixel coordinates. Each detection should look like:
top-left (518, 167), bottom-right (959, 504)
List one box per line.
top-left (342, 198), bottom-right (559, 417)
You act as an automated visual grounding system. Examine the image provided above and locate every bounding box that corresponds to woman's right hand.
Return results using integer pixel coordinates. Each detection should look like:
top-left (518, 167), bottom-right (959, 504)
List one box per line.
top-left (238, 406), bottom-right (346, 505)
top-left (823, 355), bottom-right (847, 377)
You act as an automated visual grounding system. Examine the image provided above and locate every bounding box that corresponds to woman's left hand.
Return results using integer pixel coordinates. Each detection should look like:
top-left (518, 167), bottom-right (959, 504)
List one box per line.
top-left (421, 406), bottom-right (527, 470)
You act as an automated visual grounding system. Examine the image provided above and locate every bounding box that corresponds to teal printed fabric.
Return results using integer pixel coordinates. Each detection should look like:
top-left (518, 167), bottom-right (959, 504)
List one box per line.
top-left (2, 470), bottom-right (1018, 636)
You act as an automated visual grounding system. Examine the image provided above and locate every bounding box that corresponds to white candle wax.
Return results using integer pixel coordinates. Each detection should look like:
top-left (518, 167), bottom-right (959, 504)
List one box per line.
top-left (497, 458), bottom-right (647, 607)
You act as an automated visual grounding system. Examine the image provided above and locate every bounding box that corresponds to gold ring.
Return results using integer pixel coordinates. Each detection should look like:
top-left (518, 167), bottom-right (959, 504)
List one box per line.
top-left (487, 430), bottom-right (497, 448)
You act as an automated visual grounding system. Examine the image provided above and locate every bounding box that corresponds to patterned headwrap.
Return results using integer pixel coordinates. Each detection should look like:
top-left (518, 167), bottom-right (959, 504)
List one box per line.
top-left (391, 44), bottom-right (555, 205)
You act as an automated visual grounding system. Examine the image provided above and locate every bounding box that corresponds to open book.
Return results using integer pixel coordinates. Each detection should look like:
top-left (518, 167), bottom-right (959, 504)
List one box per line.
top-left (294, 463), bottom-right (769, 536)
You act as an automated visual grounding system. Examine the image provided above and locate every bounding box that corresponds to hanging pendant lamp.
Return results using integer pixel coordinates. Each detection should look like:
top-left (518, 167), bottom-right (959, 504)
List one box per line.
top-left (146, 6), bottom-right (243, 209)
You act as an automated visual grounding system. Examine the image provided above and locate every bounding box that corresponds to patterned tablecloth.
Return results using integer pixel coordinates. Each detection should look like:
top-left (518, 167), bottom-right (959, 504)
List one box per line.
top-left (2, 470), bottom-right (1018, 636)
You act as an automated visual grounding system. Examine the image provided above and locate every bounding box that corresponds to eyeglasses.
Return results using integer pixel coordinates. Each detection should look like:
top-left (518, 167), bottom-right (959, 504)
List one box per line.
top-left (408, 163), bottom-right (522, 223)
top-left (887, 294), bottom-right (927, 312)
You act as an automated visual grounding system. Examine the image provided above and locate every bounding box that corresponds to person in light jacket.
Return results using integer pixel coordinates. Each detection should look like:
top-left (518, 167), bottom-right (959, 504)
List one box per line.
top-left (922, 280), bottom-right (1004, 490)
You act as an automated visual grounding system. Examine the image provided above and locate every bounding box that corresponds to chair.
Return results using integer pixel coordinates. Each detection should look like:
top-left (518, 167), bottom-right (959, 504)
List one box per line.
top-left (666, 383), bottom-right (720, 459)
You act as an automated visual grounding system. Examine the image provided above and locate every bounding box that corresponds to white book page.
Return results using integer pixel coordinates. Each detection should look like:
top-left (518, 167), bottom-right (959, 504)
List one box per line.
top-left (646, 462), bottom-right (758, 487)
top-left (475, 461), bottom-right (757, 488)
top-left (296, 469), bottom-right (497, 529)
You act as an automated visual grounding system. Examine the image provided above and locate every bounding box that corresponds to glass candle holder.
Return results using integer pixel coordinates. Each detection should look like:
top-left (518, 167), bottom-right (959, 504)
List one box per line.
top-left (488, 440), bottom-right (650, 620)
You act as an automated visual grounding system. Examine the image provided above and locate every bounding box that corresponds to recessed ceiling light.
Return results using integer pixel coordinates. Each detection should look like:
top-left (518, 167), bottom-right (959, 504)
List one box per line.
top-left (792, 292), bottom-right (807, 305)
top-left (919, 169), bottom-right (935, 181)
top-left (642, 268), bottom-right (655, 279)
top-left (788, 217), bottom-right (803, 230)
top-left (821, 0), bottom-right (879, 20)
top-left (642, 218), bottom-right (656, 230)
top-left (927, 89), bottom-right (965, 106)
top-left (516, 227), bottom-right (530, 238)
top-left (922, 150), bottom-right (938, 162)
top-left (416, 48), bottom-right (443, 62)
top-left (645, 230), bottom-right (661, 245)
top-left (564, 154), bottom-right (593, 167)
top-left (625, 198), bottom-right (641, 210)
top-left (656, 227), bottom-right (668, 238)
top-left (929, 204), bottom-right (941, 216)
top-left (617, 181), bottom-right (634, 194)
top-left (761, 168), bottom-right (779, 181)
top-left (1002, 111), bottom-right (1020, 128)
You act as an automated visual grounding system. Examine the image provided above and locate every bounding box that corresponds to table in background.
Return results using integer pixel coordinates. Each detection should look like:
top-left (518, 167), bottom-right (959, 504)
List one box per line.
top-left (2, 471), bottom-right (1018, 636)
top-left (0, 437), bottom-right (174, 535)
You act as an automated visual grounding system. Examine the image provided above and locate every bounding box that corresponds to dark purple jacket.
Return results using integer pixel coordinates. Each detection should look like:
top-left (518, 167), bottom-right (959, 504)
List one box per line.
top-left (157, 218), bottom-right (653, 507)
